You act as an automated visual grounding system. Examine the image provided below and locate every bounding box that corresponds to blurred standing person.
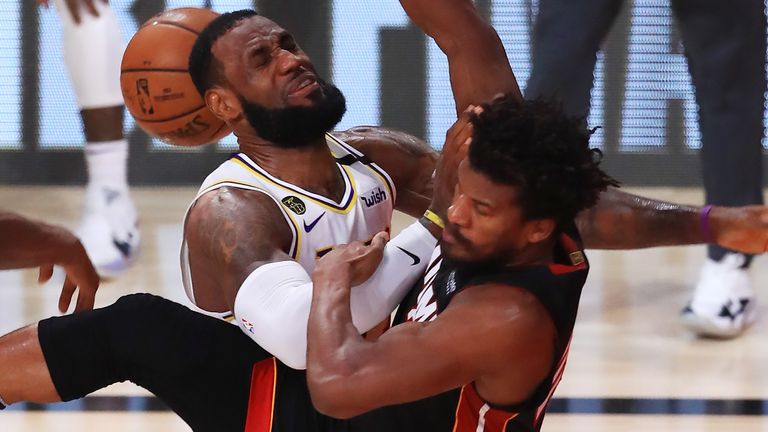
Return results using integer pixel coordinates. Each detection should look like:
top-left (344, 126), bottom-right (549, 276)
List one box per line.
top-left (526, 0), bottom-right (767, 338)
top-left (37, 0), bottom-right (140, 278)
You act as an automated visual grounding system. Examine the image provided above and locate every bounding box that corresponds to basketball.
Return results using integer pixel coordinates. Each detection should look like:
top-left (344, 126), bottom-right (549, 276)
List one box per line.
top-left (120, 8), bottom-right (231, 147)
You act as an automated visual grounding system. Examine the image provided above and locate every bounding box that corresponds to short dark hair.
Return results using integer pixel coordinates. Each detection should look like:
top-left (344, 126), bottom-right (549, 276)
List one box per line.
top-left (188, 9), bottom-right (259, 96)
top-left (468, 96), bottom-right (619, 226)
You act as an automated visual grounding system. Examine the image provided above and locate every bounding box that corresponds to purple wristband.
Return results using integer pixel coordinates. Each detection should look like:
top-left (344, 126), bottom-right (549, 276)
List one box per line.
top-left (700, 205), bottom-right (714, 243)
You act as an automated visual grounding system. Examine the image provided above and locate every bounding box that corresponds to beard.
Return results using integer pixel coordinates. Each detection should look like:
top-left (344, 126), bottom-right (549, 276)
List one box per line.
top-left (239, 79), bottom-right (347, 148)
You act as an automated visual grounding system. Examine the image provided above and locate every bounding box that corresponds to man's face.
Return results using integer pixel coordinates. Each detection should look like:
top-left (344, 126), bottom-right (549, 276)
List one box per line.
top-left (441, 160), bottom-right (531, 264)
top-left (211, 16), bottom-right (346, 146)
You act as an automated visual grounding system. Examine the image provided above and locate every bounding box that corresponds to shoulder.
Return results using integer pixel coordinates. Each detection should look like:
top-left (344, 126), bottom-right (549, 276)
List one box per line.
top-left (448, 282), bottom-right (555, 340)
top-left (331, 126), bottom-right (438, 159)
top-left (185, 186), bottom-right (294, 256)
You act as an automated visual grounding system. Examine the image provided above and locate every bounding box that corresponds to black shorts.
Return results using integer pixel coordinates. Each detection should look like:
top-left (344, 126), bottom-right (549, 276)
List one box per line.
top-left (38, 293), bottom-right (275, 431)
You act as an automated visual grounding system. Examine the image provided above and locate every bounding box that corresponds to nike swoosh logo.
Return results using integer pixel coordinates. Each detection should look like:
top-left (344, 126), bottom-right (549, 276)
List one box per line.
top-left (303, 213), bottom-right (326, 233)
top-left (397, 247), bottom-right (421, 266)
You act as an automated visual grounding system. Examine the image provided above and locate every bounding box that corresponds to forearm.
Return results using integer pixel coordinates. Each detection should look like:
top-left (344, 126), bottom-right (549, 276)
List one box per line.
top-left (307, 274), bottom-right (369, 417)
top-left (400, 0), bottom-right (520, 111)
top-left (233, 221), bottom-right (438, 369)
top-left (0, 211), bottom-right (67, 269)
top-left (576, 188), bottom-right (702, 249)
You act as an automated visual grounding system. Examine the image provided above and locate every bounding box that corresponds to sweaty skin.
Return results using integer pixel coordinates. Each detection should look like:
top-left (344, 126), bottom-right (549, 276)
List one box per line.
top-left (304, 0), bottom-right (768, 419)
top-left (187, 14), bottom-right (768, 318)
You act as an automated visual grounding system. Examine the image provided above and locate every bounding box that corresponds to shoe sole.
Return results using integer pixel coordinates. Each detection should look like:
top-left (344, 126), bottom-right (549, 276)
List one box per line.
top-left (680, 303), bottom-right (756, 339)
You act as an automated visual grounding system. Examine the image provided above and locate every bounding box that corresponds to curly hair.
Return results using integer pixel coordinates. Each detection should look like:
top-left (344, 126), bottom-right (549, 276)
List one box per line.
top-left (188, 9), bottom-right (259, 96)
top-left (468, 96), bottom-right (619, 226)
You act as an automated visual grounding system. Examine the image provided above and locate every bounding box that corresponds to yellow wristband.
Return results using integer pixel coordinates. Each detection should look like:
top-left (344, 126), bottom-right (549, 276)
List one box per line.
top-left (423, 209), bottom-right (445, 229)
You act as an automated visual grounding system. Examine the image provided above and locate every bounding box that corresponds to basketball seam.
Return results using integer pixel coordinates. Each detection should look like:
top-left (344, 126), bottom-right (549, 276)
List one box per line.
top-left (145, 21), bottom-right (201, 35)
top-left (135, 104), bottom-right (207, 123)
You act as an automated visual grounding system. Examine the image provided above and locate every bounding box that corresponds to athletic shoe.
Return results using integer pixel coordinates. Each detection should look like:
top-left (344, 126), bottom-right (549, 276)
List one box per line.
top-left (681, 253), bottom-right (756, 338)
top-left (77, 184), bottom-right (140, 279)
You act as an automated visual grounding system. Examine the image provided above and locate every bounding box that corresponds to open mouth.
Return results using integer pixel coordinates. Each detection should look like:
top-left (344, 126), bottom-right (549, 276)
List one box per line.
top-left (287, 73), bottom-right (320, 98)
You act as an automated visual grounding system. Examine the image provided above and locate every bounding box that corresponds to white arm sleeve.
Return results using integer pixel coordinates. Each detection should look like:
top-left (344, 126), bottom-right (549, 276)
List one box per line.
top-left (233, 221), bottom-right (437, 370)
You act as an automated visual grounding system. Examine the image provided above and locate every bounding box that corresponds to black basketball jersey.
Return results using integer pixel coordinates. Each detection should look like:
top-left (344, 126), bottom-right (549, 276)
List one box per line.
top-left (348, 222), bottom-right (589, 432)
top-left (243, 223), bottom-right (588, 432)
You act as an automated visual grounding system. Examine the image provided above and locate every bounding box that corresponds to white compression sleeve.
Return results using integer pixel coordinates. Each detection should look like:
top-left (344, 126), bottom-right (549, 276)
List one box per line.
top-left (234, 221), bottom-right (437, 370)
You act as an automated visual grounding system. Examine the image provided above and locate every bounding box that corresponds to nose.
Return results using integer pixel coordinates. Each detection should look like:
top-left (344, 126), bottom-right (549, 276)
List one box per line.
top-left (447, 194), bottom-right (471, 228)
top-left (276, 48), bottom-right (304, 76)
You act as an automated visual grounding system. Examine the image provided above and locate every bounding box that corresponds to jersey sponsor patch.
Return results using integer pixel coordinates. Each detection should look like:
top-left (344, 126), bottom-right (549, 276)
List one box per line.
top-left (360, 187), bottom-right (388, 208)
top-left (281, 196), bottom-right (307, 215)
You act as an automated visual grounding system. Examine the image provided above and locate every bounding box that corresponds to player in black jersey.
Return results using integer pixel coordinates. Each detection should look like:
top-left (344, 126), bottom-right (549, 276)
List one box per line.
top-left (3, 2), bottom-right (768, 432)
top-left (306, 95), bottom-right (615, 432)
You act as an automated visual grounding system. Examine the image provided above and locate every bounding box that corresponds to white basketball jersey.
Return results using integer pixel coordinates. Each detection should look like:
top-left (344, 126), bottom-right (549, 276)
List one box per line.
top-left (180, 134), bottom-right (396, 310)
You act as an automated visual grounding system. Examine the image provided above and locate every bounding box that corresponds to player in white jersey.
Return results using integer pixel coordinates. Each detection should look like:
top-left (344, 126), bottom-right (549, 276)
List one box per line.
top-left (2, 9), bottom-right (768, 431)
top-left (37, 0), bottom-right (139, 277)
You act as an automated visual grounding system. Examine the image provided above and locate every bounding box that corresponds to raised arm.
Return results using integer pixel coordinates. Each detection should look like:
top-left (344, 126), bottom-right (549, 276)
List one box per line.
top-left (399, 0), bottom-right (521, 112)
top-left (0, 210), bottom-right (99, 312)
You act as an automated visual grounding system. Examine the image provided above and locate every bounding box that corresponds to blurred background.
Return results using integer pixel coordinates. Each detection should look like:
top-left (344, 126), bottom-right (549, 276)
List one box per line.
top-left (2, 1), bottom-right (768, 431)
top-left (2, 0), bottom-right (765, 186)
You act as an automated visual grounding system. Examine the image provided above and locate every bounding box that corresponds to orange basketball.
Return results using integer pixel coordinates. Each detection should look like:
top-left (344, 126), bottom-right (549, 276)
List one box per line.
top-left (120, 8), bottom-right (231, 147)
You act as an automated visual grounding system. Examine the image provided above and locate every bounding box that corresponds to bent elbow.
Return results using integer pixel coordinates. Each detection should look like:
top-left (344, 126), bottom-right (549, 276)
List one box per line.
top-left (308, 375), bottom-right (368, 419)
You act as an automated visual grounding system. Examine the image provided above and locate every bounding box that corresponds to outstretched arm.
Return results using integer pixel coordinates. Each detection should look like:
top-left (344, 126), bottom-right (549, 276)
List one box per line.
top-left (576, 189), bottom-right (768, 253)
top-left (399, 0), bottom-right (521, 112)
top-left (0, 211), bottom-right (99, 312)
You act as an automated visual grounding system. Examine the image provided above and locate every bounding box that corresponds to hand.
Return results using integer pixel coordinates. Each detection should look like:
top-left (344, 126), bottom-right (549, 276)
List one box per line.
top-left (313, 232), bottom-right (389, 288)
top-left (430, 105), bottom-right (481, 217)
top-left (37, 0), bottom-right (108, 25)
top-left (37, 226), bottom-right (100, 313)
top-left (710, 206), bottom-right (768, 254)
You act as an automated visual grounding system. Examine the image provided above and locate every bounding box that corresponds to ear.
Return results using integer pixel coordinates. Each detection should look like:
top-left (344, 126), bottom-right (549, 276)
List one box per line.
top-left (205, 87), bottom-right (242, 122)
top-left (525, 218), bottom-right (556, 244)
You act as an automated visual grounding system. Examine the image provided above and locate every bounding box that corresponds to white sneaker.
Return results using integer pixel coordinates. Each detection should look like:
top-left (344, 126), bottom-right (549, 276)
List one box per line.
top-left (77, 184), bottom-right (141, 279)
top-left (681, 253), bottom-right (756, 338)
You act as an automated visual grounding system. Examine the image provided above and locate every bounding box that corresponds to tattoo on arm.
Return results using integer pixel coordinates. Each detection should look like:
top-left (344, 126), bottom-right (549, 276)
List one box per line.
top-left (185, 187), bottom-right (294, 309)
top-left (576, 188), bottom-right (701, 249)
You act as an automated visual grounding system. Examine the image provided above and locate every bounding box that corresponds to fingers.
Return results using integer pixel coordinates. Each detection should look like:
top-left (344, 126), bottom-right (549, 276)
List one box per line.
top-left (370, 231), bottom-right (390, 250)
top-left (38, 265), bottom-right (54, 284)
top-left (58, 276), bottom-right (76, 313)
top-left (37, 0), bottom-right (50, 8)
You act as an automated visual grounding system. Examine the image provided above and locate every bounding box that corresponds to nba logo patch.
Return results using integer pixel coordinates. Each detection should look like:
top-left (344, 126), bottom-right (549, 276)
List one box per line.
top-left (241, 318), bottom-right (256, 334)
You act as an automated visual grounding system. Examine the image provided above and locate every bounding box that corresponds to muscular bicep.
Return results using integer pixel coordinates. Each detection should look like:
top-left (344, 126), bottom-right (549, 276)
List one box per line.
top-left (184, 187), bottom-right (295, 311)
top-left (333, 127), bottom-right (438, 217)
top-left (309, 285), bottom-right (555, 417)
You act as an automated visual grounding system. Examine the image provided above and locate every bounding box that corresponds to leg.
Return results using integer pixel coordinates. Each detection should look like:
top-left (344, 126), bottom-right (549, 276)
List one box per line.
top-left (526, 0), bottom-right (625, 118)
top-left (0, 325), bottom-right (59, 404)
top-left (54, 0), bottom-right (139, 278)
top-left (673, 0), bottom-right (766, 337)
top-left (0, 294), bottom-right (270, 431)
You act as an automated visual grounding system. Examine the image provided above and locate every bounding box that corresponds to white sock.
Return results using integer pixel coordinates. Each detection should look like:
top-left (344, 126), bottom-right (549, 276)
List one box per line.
top-left (84, 139), bottom-right (128, 190)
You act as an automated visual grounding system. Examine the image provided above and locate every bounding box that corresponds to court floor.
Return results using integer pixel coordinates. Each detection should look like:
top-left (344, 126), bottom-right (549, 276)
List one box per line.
top-left (1, 186), bottom-right (768, 431)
